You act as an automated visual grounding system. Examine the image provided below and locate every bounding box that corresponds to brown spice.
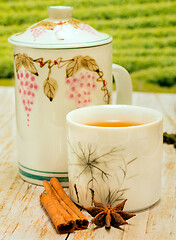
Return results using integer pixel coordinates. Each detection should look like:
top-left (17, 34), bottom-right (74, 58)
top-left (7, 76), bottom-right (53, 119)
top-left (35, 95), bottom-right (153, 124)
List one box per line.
top-left (40, 178), bottom-right (89, 234)
top-left (83, 199), bottom-right (135, 229)
top-left (40, 191), bottom-right (75, 234)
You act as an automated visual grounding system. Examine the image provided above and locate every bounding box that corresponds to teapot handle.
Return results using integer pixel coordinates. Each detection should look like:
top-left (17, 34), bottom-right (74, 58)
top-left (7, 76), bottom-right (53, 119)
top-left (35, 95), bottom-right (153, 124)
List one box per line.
top-left (112, 64), bottom-right (132, 105)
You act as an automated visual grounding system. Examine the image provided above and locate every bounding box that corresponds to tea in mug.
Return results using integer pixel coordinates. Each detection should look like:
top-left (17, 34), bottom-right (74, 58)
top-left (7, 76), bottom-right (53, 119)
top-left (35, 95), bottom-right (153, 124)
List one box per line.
top-left (85, 120), bottom-right (142, 127)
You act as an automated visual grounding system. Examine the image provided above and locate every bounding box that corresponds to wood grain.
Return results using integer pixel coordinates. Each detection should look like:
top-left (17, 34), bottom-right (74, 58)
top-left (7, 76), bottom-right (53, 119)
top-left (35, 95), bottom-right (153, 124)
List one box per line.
top-left (0, 87), bottom-right (176, 240)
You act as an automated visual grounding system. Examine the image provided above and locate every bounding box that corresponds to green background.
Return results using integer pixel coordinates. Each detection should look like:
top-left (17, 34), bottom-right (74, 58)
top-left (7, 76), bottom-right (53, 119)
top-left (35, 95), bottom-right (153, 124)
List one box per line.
top-left (1, 0), bottom-right (176, 93)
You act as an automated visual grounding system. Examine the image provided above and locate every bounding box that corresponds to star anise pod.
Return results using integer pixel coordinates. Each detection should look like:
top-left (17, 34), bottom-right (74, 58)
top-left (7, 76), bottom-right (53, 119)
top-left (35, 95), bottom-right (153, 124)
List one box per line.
top-left (83, 199), bottom-right (135, 229)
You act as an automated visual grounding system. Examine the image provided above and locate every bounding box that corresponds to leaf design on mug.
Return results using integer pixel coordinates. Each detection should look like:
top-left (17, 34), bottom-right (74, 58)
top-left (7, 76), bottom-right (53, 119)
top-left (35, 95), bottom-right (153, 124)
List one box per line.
top-left (66, 55), bottom-right (83, 78)
top-left (81, 56), bottom-right (99, 72)
top-left (67, 18), bottom-right (81, 29)
top-left (15, 53), bottom-right (23, 73)
top-left (15, 53), bottom-right (38, 76)
top-left (43, 77), bottom-right (58, 101)
top-left (31, 20), bottom-right (57, 30)
top-left (22, 54), bottom-right (38, 76)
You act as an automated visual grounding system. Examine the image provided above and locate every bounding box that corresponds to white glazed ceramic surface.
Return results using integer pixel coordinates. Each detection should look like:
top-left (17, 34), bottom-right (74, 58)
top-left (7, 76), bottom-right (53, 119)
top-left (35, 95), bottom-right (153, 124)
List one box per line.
top-left (9, 6), bottom-right (132, 186)
top-left (67, 105), bottom-right (163, 211)
top-left (8, 6), bottom-right (112, 48)
top-left (14, 44), bottom-right (113, 185)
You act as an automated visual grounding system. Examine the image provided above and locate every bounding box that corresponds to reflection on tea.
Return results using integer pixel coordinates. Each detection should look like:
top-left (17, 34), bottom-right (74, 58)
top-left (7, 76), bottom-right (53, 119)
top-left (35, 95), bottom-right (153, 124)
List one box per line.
top-left (85, 120), bottom-right (143, 127)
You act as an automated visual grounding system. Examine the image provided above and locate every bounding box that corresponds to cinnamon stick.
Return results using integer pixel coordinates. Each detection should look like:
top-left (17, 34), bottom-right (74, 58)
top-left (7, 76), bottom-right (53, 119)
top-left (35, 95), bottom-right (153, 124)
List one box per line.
top-left (50, 178), bottom-right (89, 229)
top-left (40, 178), bottom-right (88, 234)
top-left (40, 191), bottom-right (75, 234)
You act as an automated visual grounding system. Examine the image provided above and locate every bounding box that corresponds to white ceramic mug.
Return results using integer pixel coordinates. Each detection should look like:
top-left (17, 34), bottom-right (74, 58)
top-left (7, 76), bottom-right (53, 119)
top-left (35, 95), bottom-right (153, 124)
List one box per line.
top-left (66, 105), bottom-right (163, 211)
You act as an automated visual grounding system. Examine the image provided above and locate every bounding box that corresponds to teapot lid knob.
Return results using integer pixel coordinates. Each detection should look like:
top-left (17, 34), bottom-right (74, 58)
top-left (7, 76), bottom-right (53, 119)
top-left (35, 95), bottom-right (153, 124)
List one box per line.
top-left (48, 6), bottom-right (73, 20)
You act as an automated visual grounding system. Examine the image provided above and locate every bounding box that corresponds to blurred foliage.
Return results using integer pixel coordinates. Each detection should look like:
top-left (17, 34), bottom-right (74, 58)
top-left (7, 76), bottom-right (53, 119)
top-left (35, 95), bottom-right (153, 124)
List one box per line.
top-left (1, 0), bottom-right (176, 92)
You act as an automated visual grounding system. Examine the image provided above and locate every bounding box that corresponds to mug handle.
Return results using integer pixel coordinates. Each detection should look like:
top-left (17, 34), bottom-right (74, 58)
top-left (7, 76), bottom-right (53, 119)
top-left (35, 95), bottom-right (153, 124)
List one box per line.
top-left (112, 64), bottom-right (132, 104)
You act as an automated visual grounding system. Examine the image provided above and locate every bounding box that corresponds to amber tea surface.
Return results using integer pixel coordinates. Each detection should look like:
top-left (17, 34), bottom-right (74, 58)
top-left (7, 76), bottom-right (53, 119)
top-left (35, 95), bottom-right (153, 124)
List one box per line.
top-left (85, 120), bottom-right (143, 127)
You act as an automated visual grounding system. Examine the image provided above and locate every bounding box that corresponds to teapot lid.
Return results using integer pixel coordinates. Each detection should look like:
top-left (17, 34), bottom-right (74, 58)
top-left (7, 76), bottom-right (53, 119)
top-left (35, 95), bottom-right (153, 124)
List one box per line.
top-left (8, 6), bottom-right (112, 49)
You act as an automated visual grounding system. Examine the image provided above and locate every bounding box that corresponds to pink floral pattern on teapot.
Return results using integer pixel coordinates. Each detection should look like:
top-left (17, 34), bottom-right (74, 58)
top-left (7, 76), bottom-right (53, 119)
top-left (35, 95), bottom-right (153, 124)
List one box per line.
top-left (14, 53), bottom-right (110, 126)
top-left (65, 71), bottom-right (97, 107)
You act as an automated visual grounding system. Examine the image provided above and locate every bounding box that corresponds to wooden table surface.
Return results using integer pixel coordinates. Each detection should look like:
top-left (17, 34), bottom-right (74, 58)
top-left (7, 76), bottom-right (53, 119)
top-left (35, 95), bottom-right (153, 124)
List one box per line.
top-left (0, 87), bottom-right (176, 240)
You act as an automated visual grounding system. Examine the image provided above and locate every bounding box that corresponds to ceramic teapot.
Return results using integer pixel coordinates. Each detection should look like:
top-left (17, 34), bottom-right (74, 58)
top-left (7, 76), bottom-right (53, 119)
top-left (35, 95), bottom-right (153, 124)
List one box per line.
top-left (9, 6), bottom-right (132, 186)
